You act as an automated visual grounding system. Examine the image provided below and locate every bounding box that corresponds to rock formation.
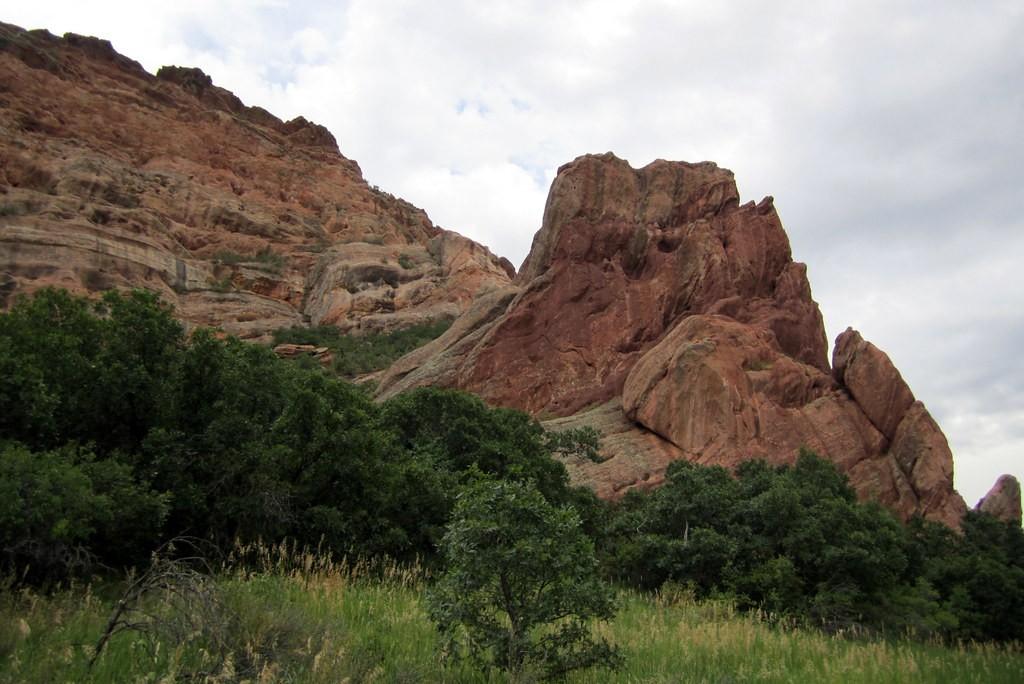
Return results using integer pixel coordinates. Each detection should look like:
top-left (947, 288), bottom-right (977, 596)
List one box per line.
top-left (376, 153), bottom-right (968, 527)
top-left (272, 343), bottom-right (334, 368)
top-left (0, 23), bottom-right (987, 527)
top-left (0, 22), bottom-right (511, 340)
top-left (976, 475), bottom-right (1022, 525)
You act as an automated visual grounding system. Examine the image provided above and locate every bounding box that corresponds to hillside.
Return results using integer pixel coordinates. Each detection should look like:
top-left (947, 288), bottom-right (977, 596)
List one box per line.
top-left (0, 21), bottom-right (1018, 528)
top-left (0, 22), bottom-right (512, 341)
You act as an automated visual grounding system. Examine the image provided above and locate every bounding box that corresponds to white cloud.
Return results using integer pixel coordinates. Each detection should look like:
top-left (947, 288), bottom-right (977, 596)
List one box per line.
top-left (5, 1), bottom-right (1022, 506)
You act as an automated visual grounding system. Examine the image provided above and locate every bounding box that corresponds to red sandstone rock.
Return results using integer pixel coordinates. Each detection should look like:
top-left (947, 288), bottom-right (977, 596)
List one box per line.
top-left (615, 313), bottom-right (968, 523)
top-left (833, 328), bottom-right (916, 441)
top-left (976, 475), bottom-right (1022, 525)
top-left (0, 22), bottom-right (510, 340)
top-left (272, 343), bottom-right (334, 367)
top-left (887, 402), bottom-right (967, 528)
top-left (379, 153), bottom-right (827, 413)
top-left (377, 152), bottom-right (969, 526)
top-left (0, 22), bottom-right (982, 528)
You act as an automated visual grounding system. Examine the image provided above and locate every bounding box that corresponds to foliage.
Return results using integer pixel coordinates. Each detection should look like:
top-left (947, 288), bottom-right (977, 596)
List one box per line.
top-left (0, 289), bottom-right (583, 576)
top-left (213, 246), bottom-right (285, 272)
top-left (601, 450), bottom-right (1024, 643)
top-left (0, 288), bottom-right (182, 452)
top-left (0, 442), bottom-right (167, 579)
top-left (2, 287), bottom-right (1023, 652)
top-left (380, 388), bottom-right (574, 503)
top-left (428, 479), bottom-right (620, 679)
top-left (271, 318), bottom-right (451, 377)
top-left (397, 253), bottom-right (415, 269)
top-left (545, 426), bottom-right (603, 463)
top-left (905, 512), bottom-right (1024, 642)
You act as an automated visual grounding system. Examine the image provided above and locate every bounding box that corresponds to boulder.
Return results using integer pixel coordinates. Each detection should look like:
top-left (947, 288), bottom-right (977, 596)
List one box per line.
top-left (976, 475), bottom-right (1022, 525)
top-left (833, 328), bottom-right (915, 441)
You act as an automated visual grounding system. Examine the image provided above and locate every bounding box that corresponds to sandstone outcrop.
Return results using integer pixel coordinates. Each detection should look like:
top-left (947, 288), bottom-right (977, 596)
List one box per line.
top-left (377, 152), bottom-right (968, 526)
top-left (272, 343), bottom-right (334, 367)
top-left (0, 22), bottom-right (985, 527)
top-left (0, 22), bottom-right (510, 340)
top-left (976, 475), bottom-right (1022, 525)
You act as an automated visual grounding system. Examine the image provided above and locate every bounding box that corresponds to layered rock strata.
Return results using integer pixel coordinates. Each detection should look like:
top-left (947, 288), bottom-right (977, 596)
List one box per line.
top-left (0, 23), bottom-right (991, 528)
top-left (0, 23), bottom-right (511, 340)
top-left (377, 152), bottom-right (968, 527)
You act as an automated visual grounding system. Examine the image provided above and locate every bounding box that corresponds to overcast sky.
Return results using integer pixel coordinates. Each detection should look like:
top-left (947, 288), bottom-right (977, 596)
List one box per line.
top-left (5, 1), bottom-right (1021, 507)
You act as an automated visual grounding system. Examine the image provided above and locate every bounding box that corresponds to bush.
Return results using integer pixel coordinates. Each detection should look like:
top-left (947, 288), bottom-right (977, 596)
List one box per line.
top-left (271, 320), bottom-right (452, 377)
top-left (604, 451), bottom-right (909, 628)
top-left (213, 247), bottom-right (285, 273)
top-left (0, 442), bottom-right (168, 579)
top-left (427, 479), bottom-right (620, 679)
top-left (0, 289), bottom-right (587, 575)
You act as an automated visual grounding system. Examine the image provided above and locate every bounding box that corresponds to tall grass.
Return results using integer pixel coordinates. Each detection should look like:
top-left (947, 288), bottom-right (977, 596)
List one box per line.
top-left (2, 544), bottom-right (1021, 682)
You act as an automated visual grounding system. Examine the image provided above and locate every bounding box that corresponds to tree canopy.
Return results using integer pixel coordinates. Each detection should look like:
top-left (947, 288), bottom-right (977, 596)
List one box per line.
top-left (1, 287), bottom-right (1022, 646)
top-left (427, 478), bottom-right (620, 679)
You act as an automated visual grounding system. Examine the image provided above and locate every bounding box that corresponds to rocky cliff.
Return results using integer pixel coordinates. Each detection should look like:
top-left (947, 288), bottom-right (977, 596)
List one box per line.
top-left (2, 23), bottom-right (1015, 528)
top-left (376, 152), bottom-right (993, 528)
top-left (0, 22), bottom-right (512, 340)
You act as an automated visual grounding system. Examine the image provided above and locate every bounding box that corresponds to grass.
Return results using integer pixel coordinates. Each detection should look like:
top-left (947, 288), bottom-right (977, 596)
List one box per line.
top-left (272, 319), bottom-right (451, 377)
top-left (2, 547), bottom-right (1022, 683)
top-left (209, 275), bottom-right (236, 292)
top-left (214, 247), bottom-right (286, 273)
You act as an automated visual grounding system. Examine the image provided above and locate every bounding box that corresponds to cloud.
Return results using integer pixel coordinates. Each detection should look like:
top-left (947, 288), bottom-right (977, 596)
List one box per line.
top-left (5, 0), bottom-right (1021, 506)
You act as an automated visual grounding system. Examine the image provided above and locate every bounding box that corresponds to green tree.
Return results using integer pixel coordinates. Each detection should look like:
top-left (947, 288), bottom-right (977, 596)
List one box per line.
top-left (427, 479), bottom-right (620, 680)
top-left (0, 442), bottom-right (167, 579)
top-left (379, 387), bottom-right (572, 503)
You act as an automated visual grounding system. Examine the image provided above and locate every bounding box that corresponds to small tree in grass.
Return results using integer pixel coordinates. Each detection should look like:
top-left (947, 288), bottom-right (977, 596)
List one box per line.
top-left (427, 478), bottom-right (620, 680)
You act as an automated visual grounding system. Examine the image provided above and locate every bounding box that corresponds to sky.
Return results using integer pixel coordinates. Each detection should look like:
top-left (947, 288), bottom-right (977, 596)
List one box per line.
top-left (4, 1), bottom-right (1021, 507)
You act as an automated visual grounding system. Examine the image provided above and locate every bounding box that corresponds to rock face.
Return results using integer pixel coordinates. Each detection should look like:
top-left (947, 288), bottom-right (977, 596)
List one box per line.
top-left (1, 23), bottom-right (979, 528)
top-left (381, 155), bottom-right (827, 409)
top-left (377, 152), bottom-right (968, 527)
top-left (0, 23), bottom-right (511, 340)
top-left (976, 475), bottom-right (1022, 525)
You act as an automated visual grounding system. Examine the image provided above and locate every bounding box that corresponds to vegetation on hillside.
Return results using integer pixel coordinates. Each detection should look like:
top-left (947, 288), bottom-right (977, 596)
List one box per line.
top-left (1, 289), bottom-right (1022, 680)
top-left (213, 247), bottom-right (286, 273)
top-left (271, 318), bottom-right (451, 376)
top-left (600, 455), bottom-right (1024, 643)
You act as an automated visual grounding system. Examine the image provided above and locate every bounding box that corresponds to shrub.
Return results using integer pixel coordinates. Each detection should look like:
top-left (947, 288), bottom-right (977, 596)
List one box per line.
top-left (427, 479), bottom-right (620, 679)
top-left (213, 247), bottom-right (285, 273)
top-left (0, 443), bottom-right (168, 579)
top-left (272, 319), bottom-right (452, 377)
top-left (604, 451), bottom-right (910, 630)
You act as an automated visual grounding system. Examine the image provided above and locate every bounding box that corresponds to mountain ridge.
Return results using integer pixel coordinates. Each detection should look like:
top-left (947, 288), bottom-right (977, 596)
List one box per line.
top-left (0, 22), bottom-right (1017, 527)
top-left (0, 21), bottom-right (512, 341)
